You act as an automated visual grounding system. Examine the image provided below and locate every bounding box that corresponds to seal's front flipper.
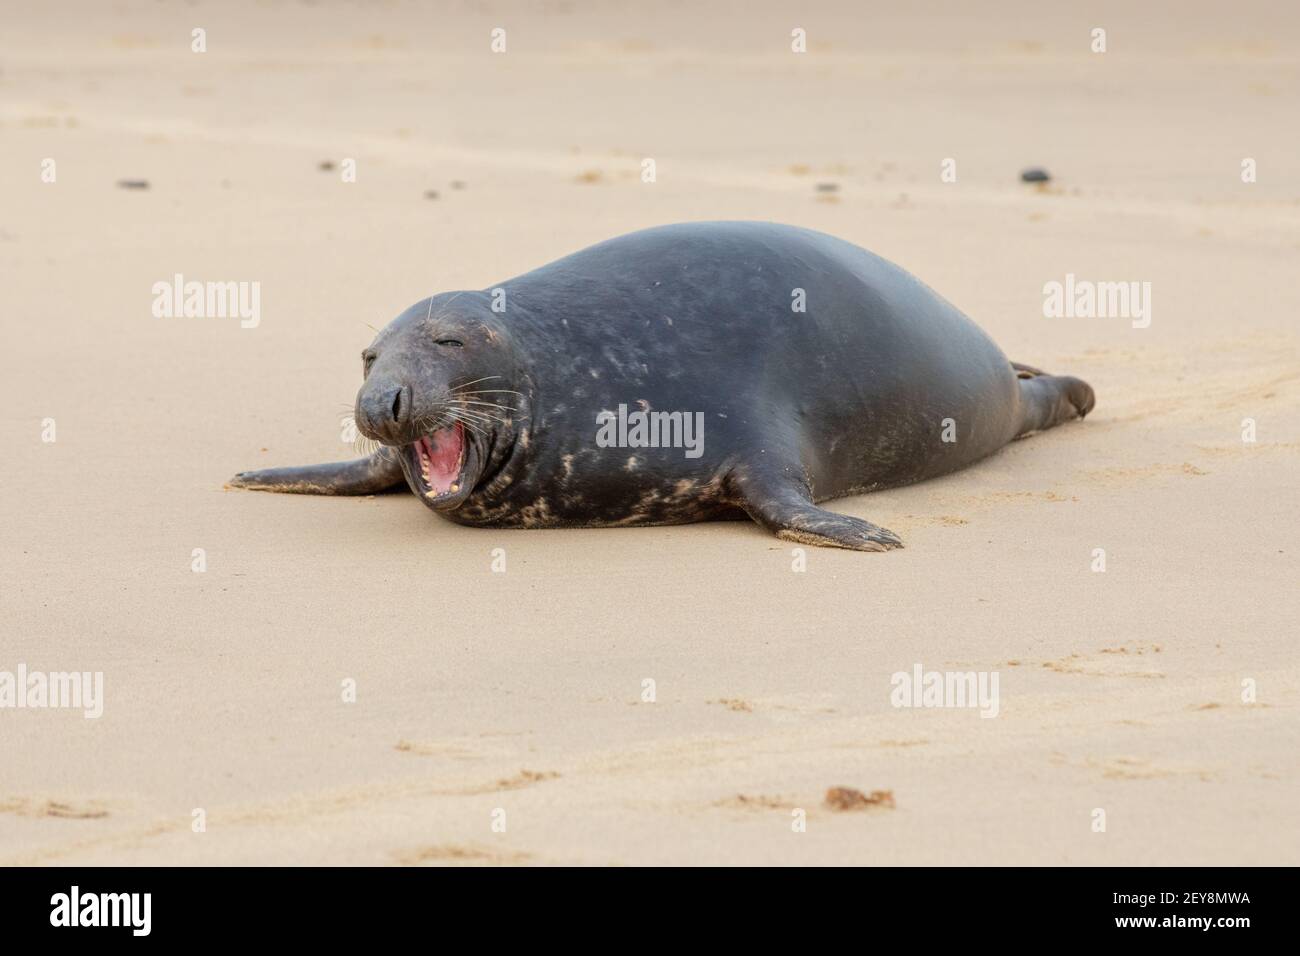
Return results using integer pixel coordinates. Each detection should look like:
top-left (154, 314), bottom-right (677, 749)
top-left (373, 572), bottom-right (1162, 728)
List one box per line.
top-left (228, 451), bottom-right (405, 495)
top-left (731, 469), bottom-right (903, 552)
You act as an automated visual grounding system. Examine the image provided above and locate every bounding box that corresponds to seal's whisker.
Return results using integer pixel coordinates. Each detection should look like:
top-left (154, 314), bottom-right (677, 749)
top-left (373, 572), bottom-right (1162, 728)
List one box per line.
top-left (453, 403), bottom-right (509, 421)
top-left (410, 413), bottom-right (447, 433)
top-left (447, 408), bottom-right (486, 429)
top-left (444, 411), bottom-right (487, 439)
top-left (446, 408), bottom-right (497, 427)
top-left (454, 410), bottom-right (511, 426)
top-left (453, 396), bottom-right (521, 407)
top-left (408, 405), bottom-right (492, 437)
top-left (432, 290), bottom-right (467, 323)
top-left (455, 402), bottom-right (515, 417)
top-left (442, 402), bottom-right (492, 423)
top-left (353, 434), bottom-right (391, 458)
top-left (455, 399), bottom-right (517, 409)
top-left (452, 393), bottom-right (522, 411)
top-left (442, 419), bottom-right (479, 438)
top-left (449, 375), bottom-right (504, 390)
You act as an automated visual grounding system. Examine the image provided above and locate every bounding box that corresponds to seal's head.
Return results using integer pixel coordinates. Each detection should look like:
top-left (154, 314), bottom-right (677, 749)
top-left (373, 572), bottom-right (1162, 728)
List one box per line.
top-left (355, 293), bottom-right (524, 511)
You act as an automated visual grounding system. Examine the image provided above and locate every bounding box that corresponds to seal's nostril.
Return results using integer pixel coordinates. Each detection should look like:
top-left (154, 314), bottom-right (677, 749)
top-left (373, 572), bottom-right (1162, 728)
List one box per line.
top-left (391, 387), bottom-right (403, 423)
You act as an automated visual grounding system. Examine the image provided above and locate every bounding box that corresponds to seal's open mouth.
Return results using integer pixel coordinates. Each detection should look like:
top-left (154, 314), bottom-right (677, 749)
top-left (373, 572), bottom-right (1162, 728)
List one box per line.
top-left (407, 422), bottom-right (467, 500)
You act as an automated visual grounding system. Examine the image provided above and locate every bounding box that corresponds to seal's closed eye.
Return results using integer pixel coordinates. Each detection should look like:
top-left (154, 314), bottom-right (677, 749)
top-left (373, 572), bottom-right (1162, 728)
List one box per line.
top-left (435, 339), bottom-right (464, 347)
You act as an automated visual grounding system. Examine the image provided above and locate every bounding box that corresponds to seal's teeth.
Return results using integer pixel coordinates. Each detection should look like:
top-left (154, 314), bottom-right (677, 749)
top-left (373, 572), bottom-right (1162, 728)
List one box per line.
top-left (424, 488), bottom-right (438, 498)
top-left (450, 483), bottom-right (459, 493)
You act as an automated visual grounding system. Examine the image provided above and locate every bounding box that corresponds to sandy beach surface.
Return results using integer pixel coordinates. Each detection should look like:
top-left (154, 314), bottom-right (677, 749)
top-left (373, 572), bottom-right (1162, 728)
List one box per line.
top-left (1, 0), bottom-right (1297, 865)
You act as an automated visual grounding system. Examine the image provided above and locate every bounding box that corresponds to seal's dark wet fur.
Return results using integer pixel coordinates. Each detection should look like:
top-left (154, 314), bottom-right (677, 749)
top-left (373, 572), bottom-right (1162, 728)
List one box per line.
top-left (231, 222), bottom-right (1094, 550)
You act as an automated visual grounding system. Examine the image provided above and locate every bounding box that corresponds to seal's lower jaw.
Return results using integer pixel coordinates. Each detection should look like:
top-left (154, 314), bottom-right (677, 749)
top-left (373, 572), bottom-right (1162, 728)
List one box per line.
top-left (405, 422), bottom-right (478, 510)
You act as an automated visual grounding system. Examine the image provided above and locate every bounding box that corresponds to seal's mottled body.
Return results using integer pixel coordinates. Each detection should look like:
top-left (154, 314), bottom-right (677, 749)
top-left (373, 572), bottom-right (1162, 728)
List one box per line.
top-left (232, 222), bottom-right (1094, 550)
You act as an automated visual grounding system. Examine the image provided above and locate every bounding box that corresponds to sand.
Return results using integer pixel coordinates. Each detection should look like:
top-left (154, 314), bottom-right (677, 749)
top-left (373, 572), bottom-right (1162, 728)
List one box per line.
top-left (1, 0), bottom-right (1296, 865)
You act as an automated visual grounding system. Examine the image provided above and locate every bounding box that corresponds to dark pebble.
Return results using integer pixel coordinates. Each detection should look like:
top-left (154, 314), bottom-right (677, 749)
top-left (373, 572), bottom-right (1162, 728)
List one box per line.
top-left (318, 160), bottom-right (336, 171)
top-left (1020, 168), bottom-right (1051, 183)
top-left (423, 190), bottom-right (439, 200)
top-left (116, 179), bottom-right (149, 189)
top-left (450, 180), bottom-right (466, 190)
top-left (815, 182), bottom-right (840, 193)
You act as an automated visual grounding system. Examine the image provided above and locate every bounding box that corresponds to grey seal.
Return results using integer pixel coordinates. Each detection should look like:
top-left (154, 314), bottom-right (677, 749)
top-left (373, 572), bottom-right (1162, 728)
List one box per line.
top-left (230, 221), bottom-right (1094, 550)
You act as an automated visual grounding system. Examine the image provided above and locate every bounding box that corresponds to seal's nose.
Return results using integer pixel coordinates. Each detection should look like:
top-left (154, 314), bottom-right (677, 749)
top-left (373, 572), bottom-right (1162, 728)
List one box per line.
top-left (357, 382), bottom-right (411, 442)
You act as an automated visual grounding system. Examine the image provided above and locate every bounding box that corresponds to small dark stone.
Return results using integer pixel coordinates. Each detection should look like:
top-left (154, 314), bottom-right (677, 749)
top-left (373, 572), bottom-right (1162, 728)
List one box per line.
top-left (815, 182), bottom-right (840, 193)
top-left (1020, 167), bottom-right (1051, 183)
top-left (116, 179), bottom-right (149, 189)
top-left (318, 160), bottom-right (336, 171)
top-left (423, 189), bottom-right (439, 200)
top-left (450, 180), bottom-right (466, 190)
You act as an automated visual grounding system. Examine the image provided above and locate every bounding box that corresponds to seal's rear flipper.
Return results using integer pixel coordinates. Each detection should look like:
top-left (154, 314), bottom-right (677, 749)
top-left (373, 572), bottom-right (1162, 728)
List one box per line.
top-left (1014, 369), bottom-right (1095, 438)
top-left (730, 467), bottom-right (903, 552)
top-left (228, 450), bottom-right (405, 495)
